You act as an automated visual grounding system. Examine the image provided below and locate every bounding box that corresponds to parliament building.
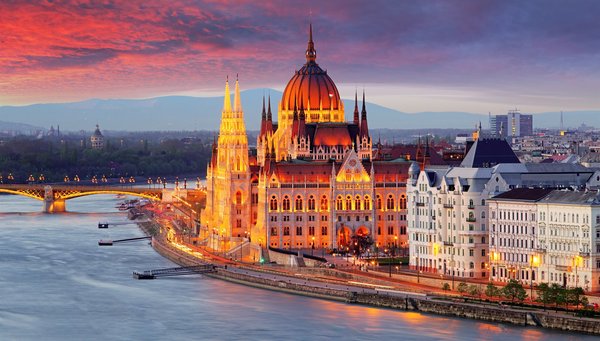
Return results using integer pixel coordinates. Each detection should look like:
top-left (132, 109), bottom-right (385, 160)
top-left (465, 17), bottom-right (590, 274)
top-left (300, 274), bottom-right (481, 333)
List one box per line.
top-left (202, 25), bottom-right (426, 253)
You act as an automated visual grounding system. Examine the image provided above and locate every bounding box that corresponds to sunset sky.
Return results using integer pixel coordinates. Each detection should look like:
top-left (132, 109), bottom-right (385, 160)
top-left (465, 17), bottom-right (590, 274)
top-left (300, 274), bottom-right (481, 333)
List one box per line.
top-left (1, 0), bottom-right (599, 114)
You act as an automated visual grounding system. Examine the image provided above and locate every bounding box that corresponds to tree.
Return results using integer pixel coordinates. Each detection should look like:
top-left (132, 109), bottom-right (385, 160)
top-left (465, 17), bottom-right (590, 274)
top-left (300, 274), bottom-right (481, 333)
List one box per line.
top-left (566, 287), bottom-right (586, 309)
top-left (468, 285), bottom-right (482, 298)
top-left (550, 283), bottom-right (566, 309)
top-left (485, 283), bottom-right (500, 299)
top-left (442, 283), bottom-right (451, 292)
top-left (457, 282), bottom-right (469, 294)
top-left (536, 283), bottom-right (552, 309)
top-left (502, 279), bottom-right (527, 303)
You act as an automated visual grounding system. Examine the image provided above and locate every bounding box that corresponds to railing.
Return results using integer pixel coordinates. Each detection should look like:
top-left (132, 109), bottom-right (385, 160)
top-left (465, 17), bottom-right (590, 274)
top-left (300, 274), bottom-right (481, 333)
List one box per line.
top-left (579, 251), bottom-right (590, 257)
top-left (443, 203), bottom-right (453, 208)
top-left (467, 204), bottom-right (475, 209)
top-left (466, 217), bottom-right (476, 222)
top-left (443, 241), bottom-right (454, 246)
top-left (416, 202), bottom-right (425, 207)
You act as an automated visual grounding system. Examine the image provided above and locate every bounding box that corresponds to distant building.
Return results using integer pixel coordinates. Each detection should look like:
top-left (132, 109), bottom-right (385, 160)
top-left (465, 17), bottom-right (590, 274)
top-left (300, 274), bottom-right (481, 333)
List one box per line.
top-left (490, 110), bottom-right (533, 138)
top-left (90, 124), bottom-right (104, 150)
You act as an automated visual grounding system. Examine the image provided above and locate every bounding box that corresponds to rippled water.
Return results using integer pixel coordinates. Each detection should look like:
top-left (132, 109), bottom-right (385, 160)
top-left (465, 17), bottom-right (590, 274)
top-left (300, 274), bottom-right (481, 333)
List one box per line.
top-left (0, 195), bottom-right (593, 340)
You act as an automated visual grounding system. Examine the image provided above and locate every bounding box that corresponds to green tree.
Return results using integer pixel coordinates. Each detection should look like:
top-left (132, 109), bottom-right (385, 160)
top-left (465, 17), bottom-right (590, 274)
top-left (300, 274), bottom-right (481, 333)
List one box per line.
top-left (485, 283), bottom-right (500, 298)
top-left (566, 287), bottom-right (586, 309)
top-left (468, 285), bottom-right (482, 298)
top-left (550, 283), bottom-right (567, 309)
top-left (502, 279), bottom-right (527, 303)
top-left (536, 283), bottom-right (552, 309)
top-left (457, 282), bottom-right (469, 294)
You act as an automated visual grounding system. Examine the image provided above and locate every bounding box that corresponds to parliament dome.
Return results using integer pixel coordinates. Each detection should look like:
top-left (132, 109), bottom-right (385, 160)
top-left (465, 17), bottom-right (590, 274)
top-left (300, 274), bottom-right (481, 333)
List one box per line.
top-left (280, 25), bottom-right (343, 121)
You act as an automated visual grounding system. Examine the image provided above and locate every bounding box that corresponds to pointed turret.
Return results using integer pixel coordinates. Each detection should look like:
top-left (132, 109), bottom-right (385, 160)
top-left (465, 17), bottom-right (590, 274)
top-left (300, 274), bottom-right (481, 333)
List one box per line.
top-left (266, 95), bottom-right (273, 134)
top-left (416, 135), bottom-right (423, 161)
top-left (291, 97), bottom-right (299, 139)
top-left (233, 75), bottom-right (242, 112)
top-left (298, 100), bottom-right (307, 138)
top-left (353, 90), bottom-right (359, 125)
top-left (259, 96), bottom-right (267, 137)
top-left (223, 76), bottom-right (232, 112)
top-left (359, 90), bottom-right (369, 138)
top-left (306, 23), bottom-right (317, 63)
top-left (421, 136), bottom-right (431, 171)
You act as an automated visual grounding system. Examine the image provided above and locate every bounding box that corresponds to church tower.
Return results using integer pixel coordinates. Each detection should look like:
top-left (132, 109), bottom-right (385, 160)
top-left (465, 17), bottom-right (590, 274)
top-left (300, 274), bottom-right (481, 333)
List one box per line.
top-left (203, 77), bottom-right (251, 243)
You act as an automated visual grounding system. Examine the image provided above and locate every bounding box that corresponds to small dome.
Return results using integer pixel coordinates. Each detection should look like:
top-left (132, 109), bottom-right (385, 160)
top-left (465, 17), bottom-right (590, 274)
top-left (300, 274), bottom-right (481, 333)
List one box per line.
top-left (93, 124), bottom-right (103, 137)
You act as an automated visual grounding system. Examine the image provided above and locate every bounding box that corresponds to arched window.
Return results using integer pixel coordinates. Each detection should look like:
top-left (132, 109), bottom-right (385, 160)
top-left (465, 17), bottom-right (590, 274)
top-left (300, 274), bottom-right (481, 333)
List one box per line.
top-left (400, 195), bottom-right (406, 209)
top-left (469, 199), bottom-right (474, 207)
top-left (235, 191), bottom-right (242, 205)
top-left (283, 196), bottom-right (291, 211)
top-left (387, 195), bottom-right (395, 210)
top-left (270, 196), bottom-right (278, 211)
top-left (376, 195), bottom-right (382, 210)
top-left (364, 195), bottom-right (371, 211)
top-left (481, 211), bottom-right (486, 219)
top-left (295, 195), bottom-right (303, 211)
top-left (320, 195), bottom-right (328, 210)
top-left (355, 196), bottom-right (361, 211)
top-left (308, 195), bottom-right (316, 211)
top-left (336, 196), bottom-right (343, 211)
top-left (469, 262), bottom-right (474, 269)
top-left (346, 196), bottom-right (352, 210)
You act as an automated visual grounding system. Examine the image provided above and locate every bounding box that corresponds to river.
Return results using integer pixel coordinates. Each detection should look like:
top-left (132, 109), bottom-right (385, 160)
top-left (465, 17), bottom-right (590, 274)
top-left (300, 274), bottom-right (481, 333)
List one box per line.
top-left (0, 195), bottom-right (592, 340)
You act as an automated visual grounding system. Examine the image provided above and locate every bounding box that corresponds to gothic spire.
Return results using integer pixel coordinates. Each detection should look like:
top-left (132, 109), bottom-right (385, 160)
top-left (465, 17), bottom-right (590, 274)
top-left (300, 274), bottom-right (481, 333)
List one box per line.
top-left (233, 74), bottom-right (242, 112)
top-left (353, 90), bottom-right (359, 125)
top-left (267, 94), bottom-right (272, 121)
top-left (259, 96), bottom-right (267, 136)
top-left (306, 23), bottom-right (317, 63)
top-left (359, 90), bottom-right (369, 138)
top-left (223, 76), bottom-right (232, 112)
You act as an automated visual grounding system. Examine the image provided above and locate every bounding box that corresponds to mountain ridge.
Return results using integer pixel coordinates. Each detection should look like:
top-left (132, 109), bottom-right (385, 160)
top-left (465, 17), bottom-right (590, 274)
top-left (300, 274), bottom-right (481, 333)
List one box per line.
top-left (1, 89), bottom-right (598, 131)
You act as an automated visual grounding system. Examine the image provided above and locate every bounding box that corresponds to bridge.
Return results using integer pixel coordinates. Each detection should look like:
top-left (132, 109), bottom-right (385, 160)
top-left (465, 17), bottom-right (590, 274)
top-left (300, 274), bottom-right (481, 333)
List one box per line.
top-left (0, 184), bottom-right (164, 213)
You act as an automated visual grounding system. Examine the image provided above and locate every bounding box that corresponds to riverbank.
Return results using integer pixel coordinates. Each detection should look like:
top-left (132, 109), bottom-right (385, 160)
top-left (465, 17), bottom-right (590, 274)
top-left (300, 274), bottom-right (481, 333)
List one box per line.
top-left (135, 214), bottom-right (600, 336)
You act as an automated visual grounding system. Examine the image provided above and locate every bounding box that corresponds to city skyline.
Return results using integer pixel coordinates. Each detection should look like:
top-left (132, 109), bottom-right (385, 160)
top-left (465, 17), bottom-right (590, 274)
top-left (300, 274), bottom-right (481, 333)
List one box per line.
top-left (1, 0), bottom-right (600, 115)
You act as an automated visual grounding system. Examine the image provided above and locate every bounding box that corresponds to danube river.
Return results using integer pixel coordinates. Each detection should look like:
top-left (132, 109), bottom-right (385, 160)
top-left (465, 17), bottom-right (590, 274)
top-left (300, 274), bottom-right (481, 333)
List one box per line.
top-left (0, 195), bottom-right (592, 340)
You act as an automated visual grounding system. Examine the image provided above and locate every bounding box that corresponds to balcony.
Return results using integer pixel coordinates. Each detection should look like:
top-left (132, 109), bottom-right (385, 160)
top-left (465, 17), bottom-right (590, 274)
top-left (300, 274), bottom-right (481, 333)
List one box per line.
top-left (579, 251), bottom-right (590, 257)
top-left (443, 203), bottom-right (453, 209)
top-left (467, 204), bottom-right (475, 210)
top-left (416, 202), bottom-right (425, 207)
top-left (466, 217), bottom-right (476, 223)
top-left (443, 241), bottom-right (454, 246)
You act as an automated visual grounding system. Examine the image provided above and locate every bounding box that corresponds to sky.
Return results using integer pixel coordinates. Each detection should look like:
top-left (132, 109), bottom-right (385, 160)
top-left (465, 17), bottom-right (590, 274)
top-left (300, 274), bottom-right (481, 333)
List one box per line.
top-left (1, 0), bottom-right (600, 114)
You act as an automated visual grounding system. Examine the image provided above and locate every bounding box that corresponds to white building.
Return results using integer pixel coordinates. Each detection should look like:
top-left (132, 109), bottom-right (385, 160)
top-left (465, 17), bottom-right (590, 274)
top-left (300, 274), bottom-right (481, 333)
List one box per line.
top-left (407, 137), bottom-right (600, 281)
top-left (489, 189), bottom-right (600, 292)
top-left (538, 191), bottom-right (600, 291)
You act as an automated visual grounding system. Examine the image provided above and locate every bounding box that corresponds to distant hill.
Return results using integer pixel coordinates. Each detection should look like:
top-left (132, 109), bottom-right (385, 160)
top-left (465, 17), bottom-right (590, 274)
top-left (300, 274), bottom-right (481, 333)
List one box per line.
top-left (0, 120), bottom-right (43, 134)
top-left (0, 89), bottom-right (598, 131)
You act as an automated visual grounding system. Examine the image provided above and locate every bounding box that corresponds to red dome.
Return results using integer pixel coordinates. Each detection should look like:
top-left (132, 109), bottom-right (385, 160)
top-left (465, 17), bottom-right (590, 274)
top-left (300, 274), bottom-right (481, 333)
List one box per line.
top-left (280, 24), bottom-right (342, 114)
top-left (281, 64), bottom-right (341, 112)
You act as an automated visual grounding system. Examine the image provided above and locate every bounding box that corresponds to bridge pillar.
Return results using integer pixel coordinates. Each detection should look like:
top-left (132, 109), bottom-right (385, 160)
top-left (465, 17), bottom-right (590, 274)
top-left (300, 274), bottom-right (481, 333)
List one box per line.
top-left (43, 185), bottom-right (66, 213)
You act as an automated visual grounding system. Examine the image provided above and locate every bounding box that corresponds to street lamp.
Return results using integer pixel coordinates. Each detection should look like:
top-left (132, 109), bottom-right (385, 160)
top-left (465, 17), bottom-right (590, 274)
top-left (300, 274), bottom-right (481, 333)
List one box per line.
top-left (531, 254), bottom-right (540, 301)
top-left (64, 175), bottom-right (70, 183)
top-left (27, 174), bottom-right (35, 183)
top-left (74, 175), bottom-right (80, 183)
top-left (39, 174), bottom-right (45, 182)
top-left (91, 175), bottom-right (98, 184)
top-left (101, 175), bottom-right (107, 184)
top-left (147, 177), bottom-right (153, 189)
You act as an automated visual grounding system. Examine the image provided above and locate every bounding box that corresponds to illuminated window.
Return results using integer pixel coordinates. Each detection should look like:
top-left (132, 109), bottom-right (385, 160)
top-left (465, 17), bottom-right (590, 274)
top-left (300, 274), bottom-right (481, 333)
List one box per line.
top-left (346, 196), bottom-right (352, 210)
top-left (235, 191), bottom-right (242, 205)
top-left (387, 195), bottom-right (395, 210)
top-left (269, 196), bottom-right (278, 211)
top-left (283, 196), bottom-right (291, 211)
top-left (376, 195), bottom-right (382, 210)
top-left (364, 196), bottom-right (371, 210)
top-left (336, 196), bottom-right (343, 210)
top-left (308, 196), bottom-right (316, 211)
top-left (399, 195), bottom-right (406, 209)
top-left (320, 195), bottom-right (328, 210)
top-left (295, 195), bottom-right (303, 211)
